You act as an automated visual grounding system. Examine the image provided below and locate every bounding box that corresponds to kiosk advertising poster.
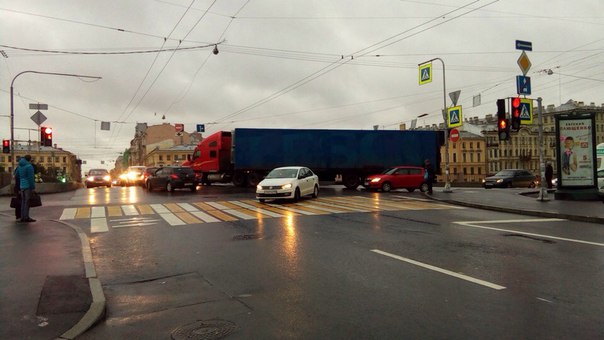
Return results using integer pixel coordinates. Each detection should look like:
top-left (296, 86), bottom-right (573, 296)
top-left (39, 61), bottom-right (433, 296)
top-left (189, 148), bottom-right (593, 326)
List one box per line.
top-left (556, 112), bottom-right (596, 187)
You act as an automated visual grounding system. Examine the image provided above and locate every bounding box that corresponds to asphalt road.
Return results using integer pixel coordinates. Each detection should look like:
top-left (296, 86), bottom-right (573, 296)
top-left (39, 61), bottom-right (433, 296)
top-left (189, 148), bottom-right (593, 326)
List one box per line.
top-left (12, 184), bottom-right (604, 339)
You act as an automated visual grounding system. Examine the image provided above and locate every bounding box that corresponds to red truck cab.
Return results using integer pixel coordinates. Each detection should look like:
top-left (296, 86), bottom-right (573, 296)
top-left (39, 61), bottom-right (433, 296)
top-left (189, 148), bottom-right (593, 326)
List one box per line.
top-left (185, 131), bottom-right (232, 184)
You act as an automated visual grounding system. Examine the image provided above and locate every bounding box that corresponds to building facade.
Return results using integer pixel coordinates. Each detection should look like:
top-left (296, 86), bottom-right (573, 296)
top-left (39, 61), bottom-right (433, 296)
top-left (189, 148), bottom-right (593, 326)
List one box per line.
top-left (0, 143), bottom-right (81, 182)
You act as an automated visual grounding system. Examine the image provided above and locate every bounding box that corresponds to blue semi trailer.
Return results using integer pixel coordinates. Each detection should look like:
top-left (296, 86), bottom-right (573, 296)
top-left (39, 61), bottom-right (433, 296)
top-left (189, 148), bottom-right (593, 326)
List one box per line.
top-left (185, 128), bottom-right (442, 189)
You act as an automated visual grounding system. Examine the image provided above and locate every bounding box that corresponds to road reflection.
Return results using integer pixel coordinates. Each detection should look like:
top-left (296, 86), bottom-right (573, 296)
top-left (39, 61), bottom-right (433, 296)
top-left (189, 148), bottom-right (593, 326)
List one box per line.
top-left (281, 212), bottom-right (299, 276)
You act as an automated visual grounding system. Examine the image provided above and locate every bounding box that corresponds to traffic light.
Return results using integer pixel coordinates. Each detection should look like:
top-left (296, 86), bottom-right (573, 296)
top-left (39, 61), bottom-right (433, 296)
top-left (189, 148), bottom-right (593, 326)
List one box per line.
top-left (2, 139), bottom-right (9, 154)
top-left (496, 99), bottom-right (509, 141)
top-left (511, 97), bottom-right (521, 131)
top-left (41, 126), bottom-right (53, 146)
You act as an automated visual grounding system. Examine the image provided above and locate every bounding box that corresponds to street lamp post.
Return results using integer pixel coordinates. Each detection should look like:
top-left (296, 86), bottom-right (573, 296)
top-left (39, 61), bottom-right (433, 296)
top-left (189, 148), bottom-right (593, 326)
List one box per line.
top-left (10, 71), bottom-right (102, 173)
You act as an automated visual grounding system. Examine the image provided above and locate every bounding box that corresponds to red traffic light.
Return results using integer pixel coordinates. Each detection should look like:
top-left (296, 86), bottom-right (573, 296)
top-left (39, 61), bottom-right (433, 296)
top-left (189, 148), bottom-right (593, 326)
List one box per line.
top-left (44, 127), bottom-right (53, 135)
top-left (2, 139), bottom-right (8, 147)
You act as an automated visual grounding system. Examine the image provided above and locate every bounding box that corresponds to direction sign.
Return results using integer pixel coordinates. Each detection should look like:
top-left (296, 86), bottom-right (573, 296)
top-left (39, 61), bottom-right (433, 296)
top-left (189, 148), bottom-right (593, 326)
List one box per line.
top-left (29, 103), bottom-right (48, 110)
top-left (517, 51), bottom-right (532, 76)
top-left (196, 124), bottom-right (205, 133)
top-left (515, 40), bottom-right (533, 51)
top-left (450, 128), bottom-right (460, 142)
top-left (516, 75), bottom-right (531, 95)
top-left (419, 63), bottom-right (432, 85)
top-left (449, 90), bottom-right (461, 106)
top-left (447, 106), bottom-right (462, 128)
top-left (175, 123), bottom-right (184, 132)
top-left (30, 111), bottom-right (47, 126)
top-left (519, 98), bottom-right (533, 124)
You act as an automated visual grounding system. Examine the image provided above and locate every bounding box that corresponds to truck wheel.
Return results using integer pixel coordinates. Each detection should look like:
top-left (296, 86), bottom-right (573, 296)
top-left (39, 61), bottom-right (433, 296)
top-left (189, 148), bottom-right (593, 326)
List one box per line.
top-left (420, 183), bottom-right (429, 192)
top-left (342, 173), bottom-right (360, 190)
top-left (381, 182), bottom-right (392, 192)
top-left (232, 172), bottom-right (246, 187)
top-left (247, 172), bottom-right (261, 187)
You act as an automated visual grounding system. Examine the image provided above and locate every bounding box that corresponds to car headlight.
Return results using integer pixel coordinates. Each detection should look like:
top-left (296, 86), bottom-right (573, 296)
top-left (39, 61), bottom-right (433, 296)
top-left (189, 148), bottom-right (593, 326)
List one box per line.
top-left (496, 179), bottom-right (503, 183)
top-left (256, 185), bottom-right (262, 191)
top-left (281, 183), bottom-right (292, 190)
top-left (87, 176), bottom-right (94, 182)
top-left (128, 172), bottom-right (137, 179)
top-left (482, 179), bottom-right (486, 183)
top-left (370, 178), bottom-right (381, 183)
top-left (119, 174), bottom-right (127, 180)
top-left (103, 175), bottom-right (111, 181)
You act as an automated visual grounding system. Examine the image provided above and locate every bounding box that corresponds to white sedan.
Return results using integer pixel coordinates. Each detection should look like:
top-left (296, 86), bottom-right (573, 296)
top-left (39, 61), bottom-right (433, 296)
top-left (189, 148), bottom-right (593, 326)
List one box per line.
top-left (256, 166), bottom-right (319, 202)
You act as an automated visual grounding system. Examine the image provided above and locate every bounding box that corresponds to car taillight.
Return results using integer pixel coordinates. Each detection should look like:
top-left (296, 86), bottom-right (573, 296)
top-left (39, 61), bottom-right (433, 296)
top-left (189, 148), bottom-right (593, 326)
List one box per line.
top-left (170, 174), bottom-right (179, 180)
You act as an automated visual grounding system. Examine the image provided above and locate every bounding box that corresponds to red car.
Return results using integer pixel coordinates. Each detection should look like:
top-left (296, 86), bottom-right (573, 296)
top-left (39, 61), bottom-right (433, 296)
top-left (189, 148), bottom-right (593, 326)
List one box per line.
top-left (363, 166), bottom-right (429, 192)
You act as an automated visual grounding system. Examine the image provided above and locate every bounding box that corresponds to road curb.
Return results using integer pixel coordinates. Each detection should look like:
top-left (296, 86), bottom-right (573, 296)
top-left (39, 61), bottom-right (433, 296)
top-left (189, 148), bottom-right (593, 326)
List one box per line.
top-left (423, 193), bottom-right (604, 225)
top-left (54, 220), bottom-right (106, 339)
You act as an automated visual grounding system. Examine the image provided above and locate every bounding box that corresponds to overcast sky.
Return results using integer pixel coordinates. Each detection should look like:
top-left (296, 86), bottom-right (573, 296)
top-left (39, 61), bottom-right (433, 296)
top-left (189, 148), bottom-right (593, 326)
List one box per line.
top-left (1, 0), bottom-right (603, 172)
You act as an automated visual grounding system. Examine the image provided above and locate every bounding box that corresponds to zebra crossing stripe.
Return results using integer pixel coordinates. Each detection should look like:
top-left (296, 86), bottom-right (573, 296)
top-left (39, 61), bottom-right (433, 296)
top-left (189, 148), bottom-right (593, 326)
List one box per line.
top-left (336, 197), bottom-right (402, 211)
top-left (222, 209), bottom-right (257, 220)
top-left (206, 202), bottom-right (230, 210)
top-left (176, 203), bottom-right (200, 212)
top-left (165, 203), bottom-right (185, 213)
top-left (175, 212), bottom-right (201, 224)
top-left (150, 204), bottom-right (170, 214)
top-left (60, 208), bottom-right (77, 220)
top-left (190, 211), bottom-right (220, 223)
top-left (295, 201), bottom-right (348, 213)
top-left (192, 202), bottom-right (215, 211)
top-left (91, 217), bottom-right (109, 233)
top-left (267, 203), bottom-right (318, 215)
top-left (319, 197), bottom-right (381, 211)
top-left (91, 206), bottom-right (105, 218)
top-left (75, 207), bottom-right (91, 219)
top-left (280, 203), bottom-right (326, 215)
top-left (228, 201), bottom-right (283, 218)
top-left (107, 206), bottom-right (122, 217)
top-left (241, 200), bottom-right (301, 216)
top-left (312, 199), bottom-right (369, 212)
top-left (122, 205), bottom-right (139, 216)
top-left (217, 201), bottom-right (267, 218)
top-left (159, 213), bottom-right (186, 226)
top-left (191, 202), bottom-right (238, 221)
top-left (137, 204), bottom-right (155, 215)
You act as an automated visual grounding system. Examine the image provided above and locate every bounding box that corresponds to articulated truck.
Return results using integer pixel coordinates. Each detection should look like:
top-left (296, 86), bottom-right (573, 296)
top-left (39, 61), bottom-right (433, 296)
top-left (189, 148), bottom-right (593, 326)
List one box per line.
top-left (183, 128), bottom-right (442, 189)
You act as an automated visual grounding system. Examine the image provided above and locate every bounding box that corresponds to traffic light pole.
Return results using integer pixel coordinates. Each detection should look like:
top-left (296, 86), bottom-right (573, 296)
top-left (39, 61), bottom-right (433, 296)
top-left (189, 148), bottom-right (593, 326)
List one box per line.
top-left (433, 58), bottom-right (452, 192)
top-left (9, 71), bottom-right (101, 173)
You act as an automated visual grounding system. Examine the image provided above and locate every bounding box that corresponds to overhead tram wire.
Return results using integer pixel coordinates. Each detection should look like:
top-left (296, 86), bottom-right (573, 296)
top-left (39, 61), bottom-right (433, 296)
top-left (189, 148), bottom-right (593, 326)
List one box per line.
top-left (212, 0), bottom-right (500, 124)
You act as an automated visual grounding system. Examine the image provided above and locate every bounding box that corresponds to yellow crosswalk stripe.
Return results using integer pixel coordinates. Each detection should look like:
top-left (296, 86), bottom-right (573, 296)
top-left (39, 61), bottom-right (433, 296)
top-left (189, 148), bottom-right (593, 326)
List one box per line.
top-left (193, 202), bottom-right (215, 211)
top-left (217, 201), bottom-right (269, 218)
top-left (107, 206), bottom-right (122, 217)
top-left (317, 197), bottom-right (381, 211)
top-left (75, 207), bottom-right (91, 219)
top-left (282, 203), bottom-right (328, 214)
top-left (241, 200), bottom-right (301, 216)
top-left (175, 212), bottom-right (202, 224)
top-left (165, 203), bottom-right (185, 213)
top-left (192, 202), bottom-right (239, 221)
top-left (137, 204), bottom-right (155, 215)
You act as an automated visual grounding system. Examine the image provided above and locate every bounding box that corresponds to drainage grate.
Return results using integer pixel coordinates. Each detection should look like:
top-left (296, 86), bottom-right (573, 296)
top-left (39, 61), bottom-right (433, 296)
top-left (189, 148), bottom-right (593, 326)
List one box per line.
top-left (172, 319), bottom-right (237, 340)
top-left (233, 233), bottom-right (262, 240)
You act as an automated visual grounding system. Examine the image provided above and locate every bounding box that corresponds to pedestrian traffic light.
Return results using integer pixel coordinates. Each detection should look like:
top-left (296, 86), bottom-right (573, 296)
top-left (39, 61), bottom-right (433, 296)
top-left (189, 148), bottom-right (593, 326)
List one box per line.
top-left (2, 139), bottom-right (9, 154)
top-left (496, 99), bottom-right (509, 141)
top-left (511, 96), bottom-right (521, 131)
top-left (41, 126), bottom-right (53, 146)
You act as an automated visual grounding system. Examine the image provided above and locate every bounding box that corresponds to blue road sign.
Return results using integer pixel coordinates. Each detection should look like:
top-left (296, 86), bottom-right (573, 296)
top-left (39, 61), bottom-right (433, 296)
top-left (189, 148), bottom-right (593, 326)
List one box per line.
top-left (516, 75), bottom-right (531, 95)
top-left (515, 40), bottom-right (532, 51)
top-left (196, 124), bottom-right (205, 133)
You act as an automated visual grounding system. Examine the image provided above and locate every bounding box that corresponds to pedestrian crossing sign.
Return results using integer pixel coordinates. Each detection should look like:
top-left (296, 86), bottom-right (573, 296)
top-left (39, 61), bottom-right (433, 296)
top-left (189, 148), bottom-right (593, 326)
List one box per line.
top-left (447, 106), bottom-right (462, 128)
top-left (419, 63), bottom-right (432, 85)
top-left (519, 98), bottom-right (533, 124)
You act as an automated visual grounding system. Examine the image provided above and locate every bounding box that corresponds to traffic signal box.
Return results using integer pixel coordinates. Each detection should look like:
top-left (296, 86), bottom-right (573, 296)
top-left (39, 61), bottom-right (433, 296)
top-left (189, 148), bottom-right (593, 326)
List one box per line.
top-left (496, 99), bottom-right (509, 141)
top-left (511, 97), bottom-right (521, 131)
top-left (41, 126), bottom-right (53, 146)
top-left (2, 139), bottom-right (9, 154)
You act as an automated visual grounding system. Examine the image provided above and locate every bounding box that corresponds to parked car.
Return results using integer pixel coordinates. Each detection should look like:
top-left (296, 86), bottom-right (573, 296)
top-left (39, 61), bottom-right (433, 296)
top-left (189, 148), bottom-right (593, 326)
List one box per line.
top-left (363, 166), bottom-right (429, 192)
top-left (146, 166), bottom-right (197, 192)
top-left (85, 169), bottom-right (112, 188)
top-left (256, 166), bottom-right (319, 202)
top-left (142, 166), bottom-right (160, 188)
top-left (483, 169), bottom-right (537, 188)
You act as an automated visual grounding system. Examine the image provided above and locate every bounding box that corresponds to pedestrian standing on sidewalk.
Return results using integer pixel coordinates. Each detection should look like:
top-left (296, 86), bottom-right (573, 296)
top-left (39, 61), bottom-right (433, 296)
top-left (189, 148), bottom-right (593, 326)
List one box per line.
top-left (16, 155), bottom-right (36, 223)
top-left (12, 167), bottom-right (21, 220)
top-left (545, 162), bottom-right (554, 189)
top-left (424, 159), bottom-right (435, 195)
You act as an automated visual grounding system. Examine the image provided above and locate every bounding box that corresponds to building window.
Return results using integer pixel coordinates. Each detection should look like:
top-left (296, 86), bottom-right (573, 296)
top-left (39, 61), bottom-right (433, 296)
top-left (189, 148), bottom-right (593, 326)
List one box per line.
top-left (471, 167), bottom-right (474, 175)
top-left (463, 168), bottom-right (467, 175)
top-left (462, 142), bottom-right (466, 149)
top-left (477, 153), bottom-right (481, 162)
top-left (63, 156), bottom-right (67, 163)
top-left (159, 155), bottom-right (163, 161)
top-left (463, 154), bottom-right (467, 162)
top-left (476, 142), bottom-right (480, 149)
top-left (167, 155), bottom-right (171, 161)
top-left (470, 153), bottom-right (474, 162)
top-left (453, 153), bottom-right (457, 162)
top-left (478, 167), bottom-right (481, 175)
top-left (470, 142), bottom-right (473, 149)
top-left (48, 156), bottom-right (52, 163)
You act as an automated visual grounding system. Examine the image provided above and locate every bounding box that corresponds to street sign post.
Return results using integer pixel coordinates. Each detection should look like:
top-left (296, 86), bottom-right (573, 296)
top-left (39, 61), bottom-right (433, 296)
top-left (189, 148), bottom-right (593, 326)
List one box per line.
top-left (519, 98), bottom-right (533, 124)
top-left (515, 40), bottom-right (533, 51)
top-left (30, 111), bottom-right (47, 126)
top-left (447, 106), bottom-right (462, 128)
top-left (517, 51), bottom-right (532, 76)
top-left (450, 128), bottom-right (460, 142)
top-left (29, 103), bottom-right (48, 110)
top-left (449, 90), bottom-right (461, 106)
top-left (516, 75), bottom-right (531, 95)
top-left (418, 63), bottom-right (432, 85)
top-left (196, 124), bottom-right (205, 133)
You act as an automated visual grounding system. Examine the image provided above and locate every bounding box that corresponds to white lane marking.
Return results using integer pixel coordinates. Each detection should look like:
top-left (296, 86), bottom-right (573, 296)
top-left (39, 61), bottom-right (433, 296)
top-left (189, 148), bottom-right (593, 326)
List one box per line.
top-left (454, 220), bottom-right (604, 247)
top-left (159, 213), bottom-right (185, 226)
top-left (190, 211), bottom-right (220, 223)
top-left (150, 204), bottom-right (170, 214)
top-left (537, 297), bottom-right (553, 303)
top-left (224, 209), bottom-right (256, 220)
top-left (267, 204), bottom-right (317, 215)
top-left (456, 218), bottom-right (565, 224)
top-left (229, 201), bottom-right (283, 217)
top-left (60, 208), bottom-right (77, 220)
top-left (206, 202), bottom-right (231, 210)
top-left (122, 205), bottom-right (139, 216)
top-left (177, 203), bottom-right (199, 212)
top-left (371, 249), bottom-right (506, 291)
top-left (90, 218), bottom-right (109, 233)
top-left (91, 207), bottom-right (105, 218)
top-left (112, 217), bottom-right (160, 228)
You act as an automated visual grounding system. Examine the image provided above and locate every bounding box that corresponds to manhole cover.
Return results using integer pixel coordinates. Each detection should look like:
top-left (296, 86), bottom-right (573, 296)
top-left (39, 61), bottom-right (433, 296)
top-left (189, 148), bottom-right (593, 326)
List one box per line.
top-left (233, 234), bottom-right (262, 240)
top-left (172, 319), bottom-right (237, 340)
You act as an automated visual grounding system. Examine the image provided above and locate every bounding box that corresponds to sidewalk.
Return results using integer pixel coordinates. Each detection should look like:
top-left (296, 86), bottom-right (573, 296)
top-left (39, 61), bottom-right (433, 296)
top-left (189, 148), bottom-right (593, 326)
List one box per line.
top-left (0, 213), bottom-right (104, 340)
top-left (427, 186), bottom-right (604, 224)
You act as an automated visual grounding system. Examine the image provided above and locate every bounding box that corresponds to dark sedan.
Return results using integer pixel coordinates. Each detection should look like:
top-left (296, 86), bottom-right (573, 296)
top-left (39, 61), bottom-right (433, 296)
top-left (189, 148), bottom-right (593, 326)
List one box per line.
top-left (146, 166), bottom-right (197, 192)
top-left (483, 169), bottom-right (537, 189)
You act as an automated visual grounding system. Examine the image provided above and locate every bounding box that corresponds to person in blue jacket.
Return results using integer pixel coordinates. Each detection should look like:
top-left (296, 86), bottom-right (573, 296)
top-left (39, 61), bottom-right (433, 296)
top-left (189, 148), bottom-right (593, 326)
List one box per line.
top-left (16, 155), bottom-right (36, 222)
